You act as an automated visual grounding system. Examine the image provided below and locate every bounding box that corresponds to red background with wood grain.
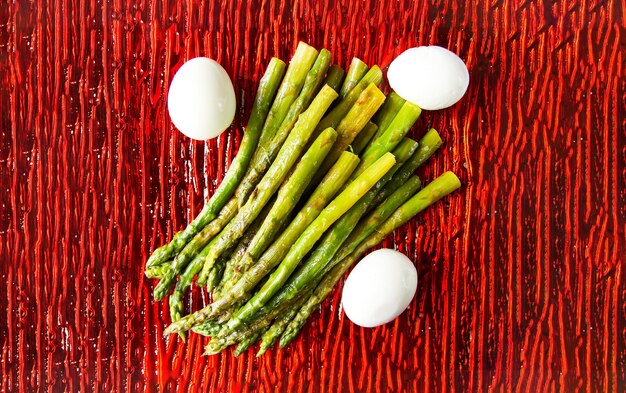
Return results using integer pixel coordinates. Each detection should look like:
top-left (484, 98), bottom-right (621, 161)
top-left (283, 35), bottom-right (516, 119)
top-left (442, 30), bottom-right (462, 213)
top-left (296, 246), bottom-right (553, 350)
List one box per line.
top-left (1, 0), bottom-right (624, 391)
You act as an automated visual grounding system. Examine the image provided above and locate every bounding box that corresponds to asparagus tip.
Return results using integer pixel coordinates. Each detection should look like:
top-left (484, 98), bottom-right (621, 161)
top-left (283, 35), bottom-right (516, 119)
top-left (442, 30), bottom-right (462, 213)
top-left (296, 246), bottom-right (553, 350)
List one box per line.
top-left (256, 345), bottom-right (269, 357)
top-left (203, 342), bottom-right (225, 356)
top-left (163, 325), bottom-right (175, 336)
top-left (278, 339), bottom-right (289, 349)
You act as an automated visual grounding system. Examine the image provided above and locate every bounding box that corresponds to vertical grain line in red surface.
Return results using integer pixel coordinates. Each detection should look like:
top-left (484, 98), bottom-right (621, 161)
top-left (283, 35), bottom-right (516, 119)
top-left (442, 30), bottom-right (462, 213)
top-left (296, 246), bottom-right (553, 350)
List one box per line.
top-left (29, 1), bottom-right (42, 390)
top-left (3, 1), bottom-right (16, 380)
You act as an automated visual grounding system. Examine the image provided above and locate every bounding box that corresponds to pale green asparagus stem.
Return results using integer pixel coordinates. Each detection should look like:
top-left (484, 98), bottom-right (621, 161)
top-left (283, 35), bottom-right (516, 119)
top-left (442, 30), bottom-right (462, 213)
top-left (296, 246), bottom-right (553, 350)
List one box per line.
top-left (221, 151), bottom-right (361, 300)
top-left (354, 100), bottom-right (421, 177)
top-left (339, 58), bottom-right (368, 99)
top-left (371, 91), bottom-right (406, 142)
top-left (214, 208), bottom-right (269, 300)
top-left (351, 122), bottom-right (378, 155)
top-left (335, 176), bottom-right (423, 265)
top-left (313, 83), bottom-right (385, 182)
top-left (311, 66), bottom-right (383, 141)
top-left (323, 65), bottom-right (346, 92)
top-left (371, 128), bottom-right (442, 208)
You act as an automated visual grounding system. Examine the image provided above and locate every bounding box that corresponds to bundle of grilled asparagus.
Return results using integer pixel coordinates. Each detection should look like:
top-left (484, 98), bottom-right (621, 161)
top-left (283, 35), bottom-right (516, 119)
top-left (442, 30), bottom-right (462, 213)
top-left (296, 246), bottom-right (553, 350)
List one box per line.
top-left (145, 42), bottom-right (461, 356)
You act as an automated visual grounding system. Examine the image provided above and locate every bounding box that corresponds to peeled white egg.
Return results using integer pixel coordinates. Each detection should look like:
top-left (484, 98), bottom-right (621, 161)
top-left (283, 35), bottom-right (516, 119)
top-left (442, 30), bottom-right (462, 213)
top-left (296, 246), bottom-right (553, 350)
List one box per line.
top-left (342, 248), bottom-right (418, 328)
top-left (387, 46), bottom-right (469, 110)
top-left (167, 57), bottom-right (236, 140)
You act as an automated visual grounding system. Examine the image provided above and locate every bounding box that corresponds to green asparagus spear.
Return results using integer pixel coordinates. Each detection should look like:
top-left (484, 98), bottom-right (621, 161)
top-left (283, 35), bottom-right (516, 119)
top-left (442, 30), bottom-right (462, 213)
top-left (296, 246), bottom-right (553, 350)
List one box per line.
top-left (224, 153), bottom-right (396, 332)
top-left (339, 58), bottom-right (369, 99)
top-left (371, 128), bottom-right (442, 208)
top-left (144, 264), bottom-right (171, 279)
top-left (313, 83), bottom-right (385, 181)
top-left (203, 334), bottom-right (239, 355)
top-left (153, 198), bottom-right (238, 301)
top-left (214, 209), bottom-right (269, 300)
top-left (323, 65), bottom-right (346, 92)
top-left (204, 291), bottom-right (307, 355)
top-left (167, 227), bottom-right (230, 338)
top-left (371, 92), bottom-right (406, 142)
top-left (280, 172), bottom-right (461, 347)
top-left (166, 187), bottom-right (283, 326)
top-left (257, 294), bottom-right (308, 356)
top-left (354, 101), bottom-right (421, 177)
top-left (216, 236), bottom-right (269, 301)
top-left (235, 49), bottom-right (332, 206)
top-left (170, 246), bottom-right (233, 341)
top-left (312, 66), bottom-right (383, 139)
top-left (145, 58), bottom-right (285, 269)
top-left (167, 235), bottom-right (221, 342)
top-left (206, 257), bottom-right (226, 293)
top-left (191, 320), bottom-right (222, 337)
top-left (204, 303), bottom-right (283, 356)
top-left (410, 128), bottom-right (444, 169)
top-left (223, 127), bottom-right (337, 295)
top-left (223, 151), bottom-right (361, 298)
top-left (163, 152), bottom-right (359, 335)
top-left (260, 139), bottom-right (418, 314)
top-left (214, 307), bottom-right (237, 324)
top-left (196, 86), bottom-right (338, 286)
top-left (255, 43), bottom-right (319, 155)
top-left (233, 329), bottom-right (264, 357)
top-left (351, 122), bottom-right (378, 155)
top-left (192, 306), bottom-right (236, 338)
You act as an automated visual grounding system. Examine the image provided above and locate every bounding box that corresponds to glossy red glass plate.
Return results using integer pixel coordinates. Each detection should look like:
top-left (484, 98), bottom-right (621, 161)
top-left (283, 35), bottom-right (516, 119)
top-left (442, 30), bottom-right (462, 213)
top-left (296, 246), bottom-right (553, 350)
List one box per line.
top-left (1, 0), bottom-right (624, 391)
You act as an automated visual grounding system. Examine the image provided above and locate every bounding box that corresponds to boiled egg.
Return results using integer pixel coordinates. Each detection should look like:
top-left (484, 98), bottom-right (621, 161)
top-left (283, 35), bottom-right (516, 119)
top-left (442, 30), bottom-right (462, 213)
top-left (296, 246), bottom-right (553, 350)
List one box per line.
top-left (387, 46), bottom-right (469, 110)
top-left (341, 248), bottom-right (418, 328)
top-left (167, 57), bottom-right (236, 140)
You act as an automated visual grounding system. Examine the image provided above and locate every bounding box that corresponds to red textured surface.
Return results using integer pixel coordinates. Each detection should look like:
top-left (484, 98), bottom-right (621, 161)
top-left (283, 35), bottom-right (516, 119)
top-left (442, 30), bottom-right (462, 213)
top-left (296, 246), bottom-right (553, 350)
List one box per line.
top-left (1, 0), bottom-right (625, 391)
